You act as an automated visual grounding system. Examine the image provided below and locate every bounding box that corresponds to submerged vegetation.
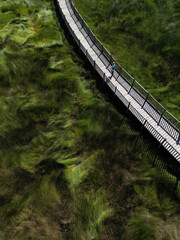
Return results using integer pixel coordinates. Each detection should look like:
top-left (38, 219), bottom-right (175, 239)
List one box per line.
top-left (0, 0), bottom-right (180, 239)
top-left (74, 0), bottom-right (180, 119)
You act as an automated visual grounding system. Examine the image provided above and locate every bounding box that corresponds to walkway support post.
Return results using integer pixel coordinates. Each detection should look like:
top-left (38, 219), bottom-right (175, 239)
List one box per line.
top-left (113, 102), bottom-right (131, 139)
top-left (152, 138), bottom-right (166, 167)
top-left (113, 86), bottom-right (117, 100)
top-left (134, 120), bottom-right (147, 147)
top-left (126, 102), bottom-right (131, 114)
top-left (175, 178), bottom-right (179, 190)
top-left (78, 39), bottom-right (81, 52)
top-left (119, 102), bottom-right (131, 128)
top-left (93, 60), bottom-right (96, 73)
top-left (102, 73), bottom-right (105, 88)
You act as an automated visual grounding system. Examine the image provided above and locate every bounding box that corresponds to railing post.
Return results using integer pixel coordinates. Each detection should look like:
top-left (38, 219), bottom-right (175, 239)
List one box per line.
top-left (113, 86), bottom-right (117, 100)
top-left (72, 31), bottom-right (76, 44)
top-left (88, 27), bottom-right (91, 37)
top-left (80, 21), bottom-right (84, 30)
top-left (142, 93), bottom-right (149, 108)
top-left (102, 73), bottom-right (105, 87)
top-left (141, 119), bottom-right (147, 130)
top-left (110, 55), bottom-right (112, 63)
top-left (158, 108), bottom-right (166, 125)
top-left (75, 18), bottom-right (79, 24)
top-left (119, 67), bottom-right (122, 76)
top-left (102, 45), bottom-right (104, 54)
top-left (177, 133), bottom-right (180, 145)
top-left (93, 60), bottom-right (96, 72)
top-left (106, 55), bottom-right (112, 69)
top-left (128, 78), bottom-right (135, 94)
top-left (90, 35), bottom-right (95, 48)
top-left (115, 86), bottom-right (117, 94)
top-left (98, 51), bottom-right (102, 57)
top-left (103, 73), bottom-right (106, 81)
top-left (85, 32), bottom-right (89, 39)
top-left (126, 102), bottom-right (131, 114)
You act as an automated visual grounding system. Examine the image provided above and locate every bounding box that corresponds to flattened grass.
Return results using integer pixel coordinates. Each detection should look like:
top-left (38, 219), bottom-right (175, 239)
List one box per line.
top-left (0, 0), bottom-right (180, 240)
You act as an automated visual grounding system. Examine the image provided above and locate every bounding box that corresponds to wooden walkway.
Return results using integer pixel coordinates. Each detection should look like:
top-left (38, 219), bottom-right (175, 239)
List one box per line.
top-left (56, 0), bottom-right (180, 162)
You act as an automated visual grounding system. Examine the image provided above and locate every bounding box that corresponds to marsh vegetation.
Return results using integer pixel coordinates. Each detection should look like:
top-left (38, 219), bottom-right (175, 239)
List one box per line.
top-left (74, 0), bottom-right (180, 119)
top-left (0, 0), bottom-right (180, 239)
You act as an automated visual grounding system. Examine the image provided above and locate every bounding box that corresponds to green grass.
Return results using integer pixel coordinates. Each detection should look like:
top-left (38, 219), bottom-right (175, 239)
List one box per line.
top-left (74, 0), bottom-right (180, 119)
top-left (0, 0), bottom-right (180, 239)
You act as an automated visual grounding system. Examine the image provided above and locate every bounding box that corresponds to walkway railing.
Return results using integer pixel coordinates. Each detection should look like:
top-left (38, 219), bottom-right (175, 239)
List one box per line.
top-left (66, 0), bottom-right (180, 145)
top-left (55, 0), bottom-right (180, 165)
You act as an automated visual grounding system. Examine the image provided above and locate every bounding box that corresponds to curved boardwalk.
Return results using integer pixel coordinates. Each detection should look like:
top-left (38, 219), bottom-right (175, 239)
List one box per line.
top-left (56, 0), bottom-right (180, 163)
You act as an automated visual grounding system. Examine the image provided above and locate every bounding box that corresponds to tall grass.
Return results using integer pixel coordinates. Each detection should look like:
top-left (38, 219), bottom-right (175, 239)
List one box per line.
top-left (74, 0), bottom-right (180, 119)
top-left (0, 0), bottom-right (180, 239)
